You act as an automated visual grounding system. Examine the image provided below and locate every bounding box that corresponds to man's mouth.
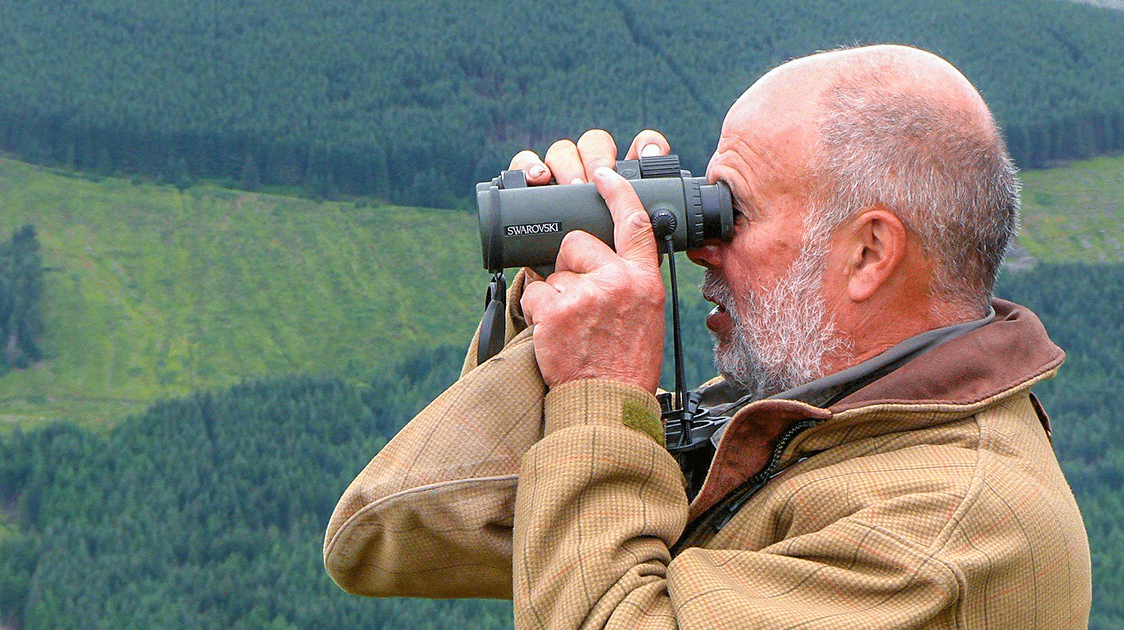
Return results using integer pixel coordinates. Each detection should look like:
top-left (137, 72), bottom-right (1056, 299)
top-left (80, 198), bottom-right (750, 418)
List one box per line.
top-left (703, 293), bottom-right (733, 335)
top-left (700, 282), bottom-right (726, 311)
top-left (701, 272), bottom-right (735, 335)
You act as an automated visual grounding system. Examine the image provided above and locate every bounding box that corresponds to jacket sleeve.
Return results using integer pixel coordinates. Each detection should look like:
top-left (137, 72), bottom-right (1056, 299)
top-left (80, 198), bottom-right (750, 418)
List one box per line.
top-left (513, 379), bottom-right (686, 629)
top-left (513, 381), bottom-right (966, 630)
top-left (324, 271), bottom-right (544, 598)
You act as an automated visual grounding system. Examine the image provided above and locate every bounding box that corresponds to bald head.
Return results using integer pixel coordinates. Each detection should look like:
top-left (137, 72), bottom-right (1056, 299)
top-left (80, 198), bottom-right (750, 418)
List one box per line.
top-left (733, 45), bottom-right (1020, 316)
top-left (778, 45), bottom-right (994, 119)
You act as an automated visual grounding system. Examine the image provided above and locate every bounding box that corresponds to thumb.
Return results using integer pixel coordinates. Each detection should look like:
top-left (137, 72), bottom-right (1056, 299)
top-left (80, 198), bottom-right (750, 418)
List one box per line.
top-left (592, 167), bottom-right (659, 266)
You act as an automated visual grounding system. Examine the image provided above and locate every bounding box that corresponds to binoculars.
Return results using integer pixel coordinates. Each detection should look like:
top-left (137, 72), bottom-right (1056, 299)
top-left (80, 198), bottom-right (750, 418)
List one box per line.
top-left (475, 154), bottom-right (734, 272)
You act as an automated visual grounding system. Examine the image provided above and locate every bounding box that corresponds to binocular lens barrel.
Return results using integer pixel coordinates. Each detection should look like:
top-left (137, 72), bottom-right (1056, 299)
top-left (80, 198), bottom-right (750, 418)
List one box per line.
top-left (475, 156), bottom-right (733, 272)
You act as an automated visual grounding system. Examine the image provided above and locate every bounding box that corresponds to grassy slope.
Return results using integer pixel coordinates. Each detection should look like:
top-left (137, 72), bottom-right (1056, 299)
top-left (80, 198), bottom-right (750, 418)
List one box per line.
top-left (0, 158), bottom-right (481, 428)
top-left (1016, 155), bottom-right (1124, 263)
top-left (0, 154), bottom-right (1121, 429)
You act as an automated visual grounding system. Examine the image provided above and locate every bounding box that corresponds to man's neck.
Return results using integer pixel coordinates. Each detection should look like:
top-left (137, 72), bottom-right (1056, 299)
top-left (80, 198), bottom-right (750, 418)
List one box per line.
top-left (772, 306), bottom-right (996, 408)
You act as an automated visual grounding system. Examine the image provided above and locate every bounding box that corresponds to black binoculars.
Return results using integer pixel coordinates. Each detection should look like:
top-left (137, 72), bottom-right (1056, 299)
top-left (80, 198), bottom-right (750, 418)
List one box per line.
top-left (475, 154), bottom-right (734, 273)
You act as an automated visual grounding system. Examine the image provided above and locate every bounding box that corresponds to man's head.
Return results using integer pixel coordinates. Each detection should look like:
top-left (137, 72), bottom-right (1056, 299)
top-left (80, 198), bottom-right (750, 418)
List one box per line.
top-left (688, 45), bottom-right (1020, 397)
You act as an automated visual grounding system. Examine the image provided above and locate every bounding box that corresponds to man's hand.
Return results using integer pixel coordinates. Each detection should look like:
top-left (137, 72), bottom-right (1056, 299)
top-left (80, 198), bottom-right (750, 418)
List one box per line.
top-left (509, 128), bottom-right (672, 393)
top-left (520, 166), bottom-right (667, 393)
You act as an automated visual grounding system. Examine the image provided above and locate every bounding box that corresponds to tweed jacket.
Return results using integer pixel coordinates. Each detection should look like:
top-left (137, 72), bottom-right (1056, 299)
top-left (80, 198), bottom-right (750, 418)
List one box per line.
top-left (325, 291), bottom-right (1091, 630)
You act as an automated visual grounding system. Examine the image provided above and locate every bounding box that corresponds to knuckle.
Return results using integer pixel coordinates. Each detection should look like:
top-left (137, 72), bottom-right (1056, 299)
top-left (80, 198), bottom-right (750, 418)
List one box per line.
top-left (547, 139), bottom-right (577, 156)
top-left (559, 230), bottom-right (585, 251)
top-left (578, 128), bottom-right (613, 146)
top-left (643, 279), bottom-right (666, 307)
top-left (510, 150), bottom-right (540, 168)
top-left (627, 208), bottom-right (652, 229)
top-left (618, 208), bottom-right (653, 237)
top-left (519, 289), bottom-right (536, 312)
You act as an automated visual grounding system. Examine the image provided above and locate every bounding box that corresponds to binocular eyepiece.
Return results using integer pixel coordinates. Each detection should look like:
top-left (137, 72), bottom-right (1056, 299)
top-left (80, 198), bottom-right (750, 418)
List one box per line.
top-left (475, 154), bottom-right (734, 273)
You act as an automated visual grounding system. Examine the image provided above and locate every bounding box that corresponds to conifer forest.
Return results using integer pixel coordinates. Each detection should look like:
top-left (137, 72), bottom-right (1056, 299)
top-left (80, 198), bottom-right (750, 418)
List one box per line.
top-left (1, 0), bottom-right (1123, 628)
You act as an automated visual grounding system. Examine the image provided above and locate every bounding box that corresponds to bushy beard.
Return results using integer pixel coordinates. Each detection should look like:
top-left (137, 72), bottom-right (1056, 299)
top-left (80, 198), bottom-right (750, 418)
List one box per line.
top-left (701, 239), bottom-right (851, 399)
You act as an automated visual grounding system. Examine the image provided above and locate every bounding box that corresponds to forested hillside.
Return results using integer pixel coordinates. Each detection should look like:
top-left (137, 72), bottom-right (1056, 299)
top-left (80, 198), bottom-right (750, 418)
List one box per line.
top-left (1, 263), bottom-right (1122, 629)
top-left (2, 153), bottom-right (1121, 429)
top-left (0, 358), bottom-right (519, 630)
top-left (2, 0), bottom-right (1123, 204)
top-left (0, 158), bottom-right (479, 427)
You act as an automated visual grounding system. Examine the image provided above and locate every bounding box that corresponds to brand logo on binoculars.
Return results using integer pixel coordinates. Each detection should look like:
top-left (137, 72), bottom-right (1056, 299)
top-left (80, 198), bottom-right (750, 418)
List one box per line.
top-left (505, 222), bottom-right (561, 237)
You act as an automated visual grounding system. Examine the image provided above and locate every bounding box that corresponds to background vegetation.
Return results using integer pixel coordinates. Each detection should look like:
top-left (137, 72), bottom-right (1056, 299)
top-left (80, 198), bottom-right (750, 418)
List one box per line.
top-left (1018, 156), bottom-right (1124, 262)
top-left (0, 225), bottom-right (45, 373)
top-left (1, 0), bottom-right (1122, 627)
top-left (0, 365), bottom-right (520, 630)
top-left (1, 263), bottom-right (1121, 630)
top-left (2, 0), bottom-right (1124, 205)
top-left (0, 158), bottom-right (479, 428)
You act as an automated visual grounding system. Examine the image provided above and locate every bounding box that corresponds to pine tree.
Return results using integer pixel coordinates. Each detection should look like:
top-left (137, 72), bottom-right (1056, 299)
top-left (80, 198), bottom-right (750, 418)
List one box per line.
top-left (0, 225), bottom-right (44, 369)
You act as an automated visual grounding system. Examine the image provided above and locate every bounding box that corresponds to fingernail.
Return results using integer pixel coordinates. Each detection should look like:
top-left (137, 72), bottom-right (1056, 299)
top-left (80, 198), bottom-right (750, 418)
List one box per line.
top-left (570, 177), bottom-right (585, 185)
top-left (529, 164), bottom-right (547, 179)
top-left (641, 143), bottom-right (661, 157)
top-left (594, 166), bottom-right (614, 180)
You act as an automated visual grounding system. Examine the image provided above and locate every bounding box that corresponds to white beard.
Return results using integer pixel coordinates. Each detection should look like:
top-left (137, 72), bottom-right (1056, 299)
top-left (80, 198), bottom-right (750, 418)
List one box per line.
top-left (701, 239), bottom-right (851, 399)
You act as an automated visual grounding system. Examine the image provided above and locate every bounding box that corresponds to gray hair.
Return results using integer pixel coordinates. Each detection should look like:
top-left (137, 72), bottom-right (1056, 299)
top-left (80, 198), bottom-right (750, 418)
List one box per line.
top-left (808, 74), bottom-right (1020, 317)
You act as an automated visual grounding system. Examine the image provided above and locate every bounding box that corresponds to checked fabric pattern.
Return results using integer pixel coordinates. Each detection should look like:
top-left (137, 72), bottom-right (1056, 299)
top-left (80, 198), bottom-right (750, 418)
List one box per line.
top-left (324, 270), bottom-right (541, 598)
top-left (515, 382), bottom-right (1090, 629)
top-left (326, 285), bottom-right (1091, 629)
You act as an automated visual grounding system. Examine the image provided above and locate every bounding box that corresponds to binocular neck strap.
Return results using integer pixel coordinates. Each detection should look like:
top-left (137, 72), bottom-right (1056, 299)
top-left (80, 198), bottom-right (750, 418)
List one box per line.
top-left (661, 234), bottom-right (691, 447)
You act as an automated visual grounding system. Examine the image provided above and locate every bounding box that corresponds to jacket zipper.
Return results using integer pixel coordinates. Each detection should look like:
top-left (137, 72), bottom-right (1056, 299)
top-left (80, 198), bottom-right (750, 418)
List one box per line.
top-left (671, 418), bottom-right (821, 554)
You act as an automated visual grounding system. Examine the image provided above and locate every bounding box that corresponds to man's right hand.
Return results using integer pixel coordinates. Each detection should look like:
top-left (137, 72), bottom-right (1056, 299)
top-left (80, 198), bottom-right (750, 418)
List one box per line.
top-left (508, 129), bottom-right (671, 187)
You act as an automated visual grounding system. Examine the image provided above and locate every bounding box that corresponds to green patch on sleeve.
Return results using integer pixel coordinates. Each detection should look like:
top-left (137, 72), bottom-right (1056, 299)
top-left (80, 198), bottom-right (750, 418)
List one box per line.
top-left (622, 400), bottom-right (664, 446)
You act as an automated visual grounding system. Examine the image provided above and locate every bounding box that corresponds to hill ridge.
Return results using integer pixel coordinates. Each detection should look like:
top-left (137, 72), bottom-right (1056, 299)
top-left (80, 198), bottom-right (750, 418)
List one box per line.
top-left (1, 153), bottom-right (1122, 428)
top-left (0, 158), bottom-right (481, 427)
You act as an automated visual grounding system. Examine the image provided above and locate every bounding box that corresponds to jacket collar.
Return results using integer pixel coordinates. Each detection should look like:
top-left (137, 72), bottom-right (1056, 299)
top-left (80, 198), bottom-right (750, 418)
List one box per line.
top-left (828, 299), bottom-right (1062, 411)
top-left (686, 299), bottom-right (1064, 521)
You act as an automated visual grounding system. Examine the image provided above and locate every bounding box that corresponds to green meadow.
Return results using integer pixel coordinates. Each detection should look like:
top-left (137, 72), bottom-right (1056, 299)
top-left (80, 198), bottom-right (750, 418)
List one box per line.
top-left (0, 159), bottom-right (481, 428)
top-left (1018, 156), bottom-right (1124, 263)
top-left (1, 154), bottom-right (1121, 429)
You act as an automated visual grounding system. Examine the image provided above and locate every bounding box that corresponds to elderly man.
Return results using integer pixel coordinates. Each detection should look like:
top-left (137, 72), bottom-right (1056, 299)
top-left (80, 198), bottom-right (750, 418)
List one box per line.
top-left (326, 44), bottom-right (1091, 629)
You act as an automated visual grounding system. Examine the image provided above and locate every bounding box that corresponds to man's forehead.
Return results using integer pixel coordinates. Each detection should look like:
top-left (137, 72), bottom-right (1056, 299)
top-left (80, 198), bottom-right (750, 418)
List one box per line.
top-left (718, 56), bottom-right (836, 146)
top-left (715, 84), bottom-right (821, 165)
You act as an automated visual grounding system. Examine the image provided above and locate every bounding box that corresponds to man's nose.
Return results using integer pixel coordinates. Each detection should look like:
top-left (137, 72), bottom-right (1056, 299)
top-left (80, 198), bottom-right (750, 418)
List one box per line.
top-left (686, 241), bottom-right (722, 269)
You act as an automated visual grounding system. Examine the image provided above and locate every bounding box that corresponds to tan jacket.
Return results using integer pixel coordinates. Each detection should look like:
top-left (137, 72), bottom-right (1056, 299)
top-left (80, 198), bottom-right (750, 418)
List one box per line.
top-left (326, 291), bottom-right (1092, 630)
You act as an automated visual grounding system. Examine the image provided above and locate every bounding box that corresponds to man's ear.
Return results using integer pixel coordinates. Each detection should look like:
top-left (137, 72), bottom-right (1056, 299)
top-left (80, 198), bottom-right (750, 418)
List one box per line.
top-left (842, 208), bottom-right (908, 303)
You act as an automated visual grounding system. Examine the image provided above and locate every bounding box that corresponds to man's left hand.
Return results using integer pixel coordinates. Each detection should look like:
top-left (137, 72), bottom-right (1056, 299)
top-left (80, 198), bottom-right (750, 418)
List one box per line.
top-left (520, 167), bottom-right (666, 393)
